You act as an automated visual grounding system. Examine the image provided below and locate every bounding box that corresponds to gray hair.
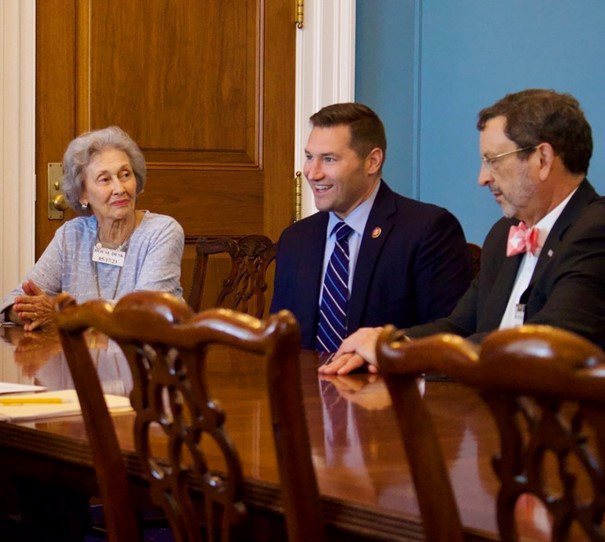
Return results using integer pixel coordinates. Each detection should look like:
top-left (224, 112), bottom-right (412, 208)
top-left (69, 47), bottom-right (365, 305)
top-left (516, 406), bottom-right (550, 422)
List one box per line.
top-left (61, 126), bottom-right (146, 214)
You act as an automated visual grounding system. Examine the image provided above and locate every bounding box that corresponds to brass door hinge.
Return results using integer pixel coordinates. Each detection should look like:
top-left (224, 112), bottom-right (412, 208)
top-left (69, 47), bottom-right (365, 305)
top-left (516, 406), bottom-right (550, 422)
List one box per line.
top-left (294, 171), bottom-right (302, 221)
top-left (295, 0), bottom-right (304, 29)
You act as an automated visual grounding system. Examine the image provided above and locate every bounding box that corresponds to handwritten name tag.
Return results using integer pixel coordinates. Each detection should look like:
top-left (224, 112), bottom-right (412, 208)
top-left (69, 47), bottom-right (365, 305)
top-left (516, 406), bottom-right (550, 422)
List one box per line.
top-left (92, 245), bottom-right (126, 267)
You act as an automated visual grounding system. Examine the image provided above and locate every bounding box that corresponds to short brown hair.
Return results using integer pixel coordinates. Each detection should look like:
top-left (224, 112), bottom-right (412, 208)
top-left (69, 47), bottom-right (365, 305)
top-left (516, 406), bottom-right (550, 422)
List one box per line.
top-left (310, 102), bottom-right (387, 164)
top-left (477, 89), bottom-right (592, 174)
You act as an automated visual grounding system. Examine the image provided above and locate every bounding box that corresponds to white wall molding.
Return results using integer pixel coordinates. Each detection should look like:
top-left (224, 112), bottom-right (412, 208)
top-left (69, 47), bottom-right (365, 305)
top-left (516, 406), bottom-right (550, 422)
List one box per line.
top-left (295, 0), bottom-right (356, 218)
top-left (0, 0), bottom-right (35, 380)
top-left (0, 0), bottom-right (36, 297)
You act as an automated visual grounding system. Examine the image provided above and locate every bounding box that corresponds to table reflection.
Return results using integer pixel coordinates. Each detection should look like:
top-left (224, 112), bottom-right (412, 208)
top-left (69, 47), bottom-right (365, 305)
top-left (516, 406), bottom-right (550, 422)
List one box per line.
top-left (0, 327), bottom-right (132, 396)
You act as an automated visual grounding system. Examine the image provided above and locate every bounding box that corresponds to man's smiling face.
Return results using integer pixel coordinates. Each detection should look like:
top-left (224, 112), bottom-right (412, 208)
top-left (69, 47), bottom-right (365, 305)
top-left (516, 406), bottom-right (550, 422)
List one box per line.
top-left (303, 124), bottom-right (379, 219)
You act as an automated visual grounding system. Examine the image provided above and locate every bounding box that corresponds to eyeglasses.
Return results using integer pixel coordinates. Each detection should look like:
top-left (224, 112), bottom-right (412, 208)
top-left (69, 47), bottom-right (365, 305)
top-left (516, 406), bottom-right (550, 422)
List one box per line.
top-left (481, 145), bottom-right (538, 172)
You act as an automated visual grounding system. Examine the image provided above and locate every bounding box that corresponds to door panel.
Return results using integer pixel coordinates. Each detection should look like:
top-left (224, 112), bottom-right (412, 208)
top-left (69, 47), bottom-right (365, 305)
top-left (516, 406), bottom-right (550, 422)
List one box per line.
top-left (36, 0), bottom-right (295, 304)
top-left (84, 1), bottom-right (259, 163)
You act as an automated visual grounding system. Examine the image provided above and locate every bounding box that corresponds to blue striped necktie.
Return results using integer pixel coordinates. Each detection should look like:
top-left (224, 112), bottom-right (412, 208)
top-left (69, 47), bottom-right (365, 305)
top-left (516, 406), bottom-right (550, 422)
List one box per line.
top-left (316, 221), bottom-right (353, 352)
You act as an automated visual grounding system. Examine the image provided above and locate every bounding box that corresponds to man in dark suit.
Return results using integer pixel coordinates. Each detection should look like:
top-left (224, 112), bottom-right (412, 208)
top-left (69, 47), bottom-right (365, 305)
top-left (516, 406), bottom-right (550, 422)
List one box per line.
top-left (271, 103), bottom-right (472, 350)
top-left (321, 89), bottom-right (605, 374)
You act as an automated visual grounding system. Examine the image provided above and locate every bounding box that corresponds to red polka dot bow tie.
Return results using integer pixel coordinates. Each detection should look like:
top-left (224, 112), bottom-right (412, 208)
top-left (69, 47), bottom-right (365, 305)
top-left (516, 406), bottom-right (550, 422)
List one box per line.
top-left (507, 222), bottom-right (541, 257)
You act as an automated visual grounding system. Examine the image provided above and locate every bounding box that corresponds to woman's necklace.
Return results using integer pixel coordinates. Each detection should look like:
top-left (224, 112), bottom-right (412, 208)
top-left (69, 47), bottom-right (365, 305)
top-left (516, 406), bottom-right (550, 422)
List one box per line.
top-left (97, 222), bottom-right (135, 251)
top-left (94, 261), bottom-right (124, 300)
top-left (92, 225), bottom-right (135, 300)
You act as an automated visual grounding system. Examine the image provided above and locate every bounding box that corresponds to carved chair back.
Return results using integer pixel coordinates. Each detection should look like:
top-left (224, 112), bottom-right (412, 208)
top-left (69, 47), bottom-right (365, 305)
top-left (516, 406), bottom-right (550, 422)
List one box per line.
top-left (378, 324), bottom-right (605, 542)
top-left (188, 235), bottom-right (276, 317)
top-left (55, 291), bottom-right (324, 542)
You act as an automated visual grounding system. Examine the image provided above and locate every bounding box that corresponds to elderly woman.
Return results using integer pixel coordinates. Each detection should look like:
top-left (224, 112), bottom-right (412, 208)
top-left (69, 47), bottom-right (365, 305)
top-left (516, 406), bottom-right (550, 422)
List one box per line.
top-left (1, 126), bottom-right (184, 331)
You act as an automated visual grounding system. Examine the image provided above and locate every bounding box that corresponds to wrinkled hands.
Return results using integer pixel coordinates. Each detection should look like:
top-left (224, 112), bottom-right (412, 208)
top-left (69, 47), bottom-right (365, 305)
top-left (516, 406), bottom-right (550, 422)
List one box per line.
top-left (318, 326), bottom-right (384, 375)
top-left (11, 280), bottom-right (55, 331)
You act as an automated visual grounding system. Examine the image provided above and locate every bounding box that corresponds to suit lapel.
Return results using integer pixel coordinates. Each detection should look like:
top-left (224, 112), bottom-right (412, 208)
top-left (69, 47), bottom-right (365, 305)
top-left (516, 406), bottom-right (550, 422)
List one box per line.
top-left (347, 182), bottom-right (396, 333)
top-left (524, 179), bottom-right (597, 295)
top-left (299, 213), bottom-right (329, 335)
top-left (479, 249), bottom-right (522, 331)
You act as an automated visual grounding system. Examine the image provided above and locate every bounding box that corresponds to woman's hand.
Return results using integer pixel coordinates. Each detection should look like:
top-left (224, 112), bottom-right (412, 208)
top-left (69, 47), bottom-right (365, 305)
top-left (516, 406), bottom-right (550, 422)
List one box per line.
top-left (12, 280), bottom-right (56, 331)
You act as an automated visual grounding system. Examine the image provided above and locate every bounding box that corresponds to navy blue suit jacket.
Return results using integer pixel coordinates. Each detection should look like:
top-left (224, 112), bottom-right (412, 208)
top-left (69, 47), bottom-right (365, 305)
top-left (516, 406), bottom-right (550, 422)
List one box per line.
top-left (406, 179), bottom-right (605, 349)
top-left (270, 181), bottom-right (473, 349)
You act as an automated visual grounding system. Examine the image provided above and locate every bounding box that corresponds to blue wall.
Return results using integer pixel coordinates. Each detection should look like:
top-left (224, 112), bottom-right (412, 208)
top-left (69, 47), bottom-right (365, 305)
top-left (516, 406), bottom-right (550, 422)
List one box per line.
top-left (355, 1), bottom-right (418, 196)
top-left (356, 1), bottom-right (605, 243)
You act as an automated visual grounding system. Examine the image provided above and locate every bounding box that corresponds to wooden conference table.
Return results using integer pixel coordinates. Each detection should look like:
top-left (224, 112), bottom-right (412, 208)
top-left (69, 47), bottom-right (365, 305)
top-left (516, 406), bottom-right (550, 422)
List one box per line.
top-left (0, 325), bottom-right (555, 541)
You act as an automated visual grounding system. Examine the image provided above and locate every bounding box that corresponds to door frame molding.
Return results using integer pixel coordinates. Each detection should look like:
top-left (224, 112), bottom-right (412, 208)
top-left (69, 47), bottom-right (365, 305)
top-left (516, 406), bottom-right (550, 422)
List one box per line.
top-left (296, 0), bottom-right (356, 218)
top-left (0, 0), bottom-right (355, 285)
top-left (0, 0), bottom-right (36, 294)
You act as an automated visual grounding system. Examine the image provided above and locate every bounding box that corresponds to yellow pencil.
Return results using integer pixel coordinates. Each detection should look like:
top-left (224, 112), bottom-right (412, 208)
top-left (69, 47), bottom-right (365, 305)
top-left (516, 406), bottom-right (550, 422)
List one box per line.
top-left (0, 397), bottom-right (64, 405)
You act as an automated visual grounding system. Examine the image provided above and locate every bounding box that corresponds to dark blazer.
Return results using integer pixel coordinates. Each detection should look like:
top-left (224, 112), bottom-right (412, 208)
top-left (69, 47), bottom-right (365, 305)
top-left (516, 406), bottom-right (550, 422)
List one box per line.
top-left (407, 179), bottom-right (605, 349)
top-left (271, 181), bottom-right (473, 349)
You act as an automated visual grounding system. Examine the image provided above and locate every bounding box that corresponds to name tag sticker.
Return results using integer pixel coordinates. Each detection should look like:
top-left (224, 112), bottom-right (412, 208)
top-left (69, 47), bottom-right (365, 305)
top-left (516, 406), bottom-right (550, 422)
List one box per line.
top-left (92, 245), bottom-right (126, 267)
top-left (514, 303), bottom-right (526, 325)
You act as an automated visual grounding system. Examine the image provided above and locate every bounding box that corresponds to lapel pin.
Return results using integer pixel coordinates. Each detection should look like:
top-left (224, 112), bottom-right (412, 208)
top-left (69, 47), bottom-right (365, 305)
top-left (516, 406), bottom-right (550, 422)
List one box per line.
top-left (547, 249), bottom-right (554, 257)
top-left (371, 227), bottom-right (382, 239)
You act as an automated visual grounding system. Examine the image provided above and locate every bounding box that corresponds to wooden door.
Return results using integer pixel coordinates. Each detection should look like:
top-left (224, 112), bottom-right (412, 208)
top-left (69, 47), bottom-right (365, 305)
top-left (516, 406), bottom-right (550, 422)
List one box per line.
top-left (36, 0), bottom-right (295, 299)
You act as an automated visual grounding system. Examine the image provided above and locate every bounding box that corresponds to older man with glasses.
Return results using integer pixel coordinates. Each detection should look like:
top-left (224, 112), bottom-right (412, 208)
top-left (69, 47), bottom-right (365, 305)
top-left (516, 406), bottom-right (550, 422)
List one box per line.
top-left (321, 88), bottom-right (605, 375)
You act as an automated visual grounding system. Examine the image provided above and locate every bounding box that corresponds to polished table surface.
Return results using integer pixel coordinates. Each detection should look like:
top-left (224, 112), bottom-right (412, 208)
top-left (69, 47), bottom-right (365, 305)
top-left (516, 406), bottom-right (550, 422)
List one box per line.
top-left (0, 325), bottom-right (555, 541)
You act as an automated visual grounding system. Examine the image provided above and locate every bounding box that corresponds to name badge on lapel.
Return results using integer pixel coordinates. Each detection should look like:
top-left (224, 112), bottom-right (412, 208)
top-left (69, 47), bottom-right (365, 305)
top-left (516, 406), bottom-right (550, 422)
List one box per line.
top-left (514, 303), bottom-right (525, 326)
top-left (92, 244), bottom-right (126, 267)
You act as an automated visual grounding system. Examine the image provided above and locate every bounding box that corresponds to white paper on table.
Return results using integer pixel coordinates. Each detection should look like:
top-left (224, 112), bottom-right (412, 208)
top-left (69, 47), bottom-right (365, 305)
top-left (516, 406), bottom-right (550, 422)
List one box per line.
top-left (0, 382), bottom-right (47, 395)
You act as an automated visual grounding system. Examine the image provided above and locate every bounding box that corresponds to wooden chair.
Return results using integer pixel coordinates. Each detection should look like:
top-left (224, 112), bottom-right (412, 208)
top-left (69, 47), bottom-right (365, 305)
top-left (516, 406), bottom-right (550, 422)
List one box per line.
top-left (54, 291), bottom-right (324, 542)
top-left (378, 324), bottom-right (605, 542)
top-left (467, 242), bottom-right (481, 278)
top-left (188, 235), bottom-right (276, 317)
